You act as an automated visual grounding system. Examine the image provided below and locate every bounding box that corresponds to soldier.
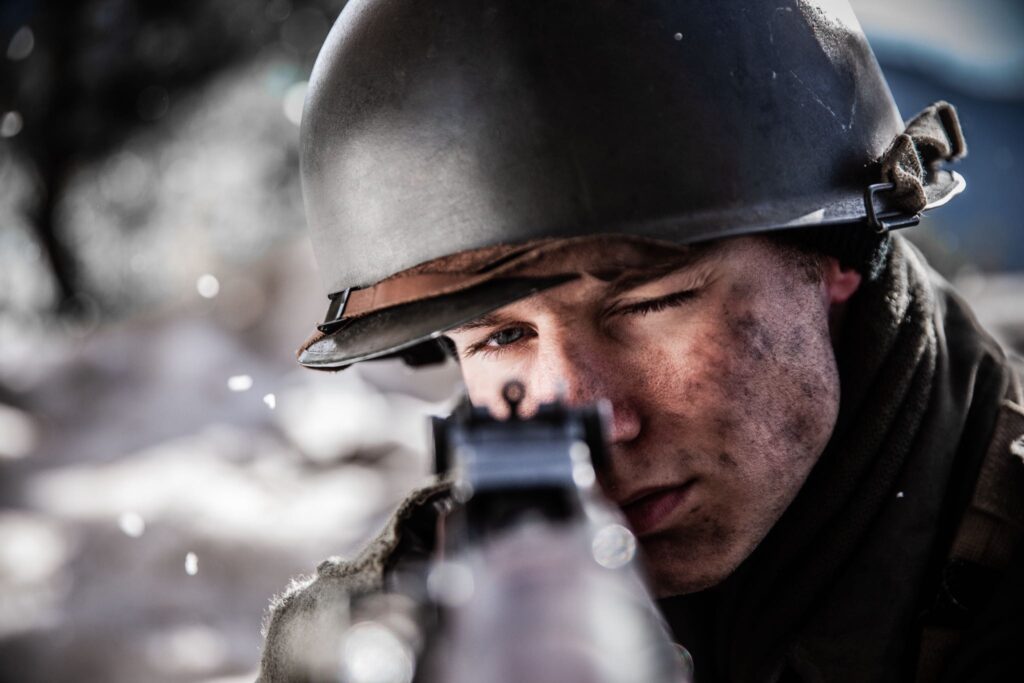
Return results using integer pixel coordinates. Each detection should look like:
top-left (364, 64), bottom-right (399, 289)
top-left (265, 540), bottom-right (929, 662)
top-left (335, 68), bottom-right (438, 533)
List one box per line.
top-left (260, 1), bottom-right (1024, 680)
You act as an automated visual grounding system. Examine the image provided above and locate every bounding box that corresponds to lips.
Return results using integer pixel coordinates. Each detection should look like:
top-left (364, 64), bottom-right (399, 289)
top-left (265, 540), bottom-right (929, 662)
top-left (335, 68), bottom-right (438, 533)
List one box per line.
top-left (618, 480), bottom-right (696, 536)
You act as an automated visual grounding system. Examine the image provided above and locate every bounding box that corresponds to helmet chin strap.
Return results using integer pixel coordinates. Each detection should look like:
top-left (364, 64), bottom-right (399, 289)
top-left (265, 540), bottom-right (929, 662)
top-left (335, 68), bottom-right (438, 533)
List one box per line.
top-left (873, 100), bottom-right (967, 230)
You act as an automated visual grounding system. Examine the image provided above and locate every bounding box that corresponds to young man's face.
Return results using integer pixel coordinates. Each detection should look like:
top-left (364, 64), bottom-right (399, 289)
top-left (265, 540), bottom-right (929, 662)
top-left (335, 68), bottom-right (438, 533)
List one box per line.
top-left (444, 236), bottom-right (860, 596)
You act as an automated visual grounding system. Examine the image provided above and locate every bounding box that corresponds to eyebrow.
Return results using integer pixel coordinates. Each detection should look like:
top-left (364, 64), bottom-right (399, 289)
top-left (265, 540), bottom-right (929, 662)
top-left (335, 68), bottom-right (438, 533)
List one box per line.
top-left (448, 312), bottom-right (507, 332)
top-left (447, 246), bottom-right (714, 334)
top-left (595, 243), bottom-right (716, 293)
top-left (601, 261), bottom-right (691, 297)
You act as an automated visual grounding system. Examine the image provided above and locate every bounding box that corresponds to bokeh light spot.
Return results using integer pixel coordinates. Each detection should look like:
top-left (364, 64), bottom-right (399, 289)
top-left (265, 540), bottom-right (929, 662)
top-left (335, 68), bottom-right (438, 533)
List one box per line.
top-left (572, 462), bottom-right (596, 488)
top-left (0, 404), bottom-right (38, 460)
top-left (591, 523), bottom-right (637, 569)
top-left (426, 561), bottom-right (474, 607)
top-left (339, 621), bottom-right (415, 683)
top-left (6, 27), bottom-right (34, 61)
top-left (227, 374), bottom-right (253, 392)
top-left (118, 512), bottom-right (146, 538)
top-left (1, 111), bottom-right (23, 138)
top-left (266, 0), bottom-right (292, 23)
top-left (137, 85), bottom-right (171, 122)
top-left (196, 273), bottom-right (220, 298)
top-left (283, 81), bottom-right (307, 125)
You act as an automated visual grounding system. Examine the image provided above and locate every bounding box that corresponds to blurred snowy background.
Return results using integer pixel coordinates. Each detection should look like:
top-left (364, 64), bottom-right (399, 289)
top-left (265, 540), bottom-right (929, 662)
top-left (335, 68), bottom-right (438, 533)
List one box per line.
top-left (0, 0), bottom-right (1021, 681)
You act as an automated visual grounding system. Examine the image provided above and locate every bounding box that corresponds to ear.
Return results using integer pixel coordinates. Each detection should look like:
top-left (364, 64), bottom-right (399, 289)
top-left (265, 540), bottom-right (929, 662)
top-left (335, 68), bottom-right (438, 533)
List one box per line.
top-left (822, 257), bottom-right (862, 306)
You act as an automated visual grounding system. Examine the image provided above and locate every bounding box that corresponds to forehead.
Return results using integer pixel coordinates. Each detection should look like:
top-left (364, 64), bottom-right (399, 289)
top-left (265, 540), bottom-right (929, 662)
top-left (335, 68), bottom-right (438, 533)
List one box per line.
top-left (556, 239), bottom-right (721, 297)
top-left (559, 240), bottom-right (715, 281)
top-left (424, 237), bottom-right (716, 279)
top-left (444, 239), bottom-right (730, 333)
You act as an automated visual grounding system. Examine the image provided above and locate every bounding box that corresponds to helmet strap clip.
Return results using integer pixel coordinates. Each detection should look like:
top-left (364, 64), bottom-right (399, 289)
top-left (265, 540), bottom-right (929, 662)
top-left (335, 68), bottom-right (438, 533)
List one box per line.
top-left (318, 286), bottom-right (362, 334)
top-left (863, 182), bottom-right (921, 234)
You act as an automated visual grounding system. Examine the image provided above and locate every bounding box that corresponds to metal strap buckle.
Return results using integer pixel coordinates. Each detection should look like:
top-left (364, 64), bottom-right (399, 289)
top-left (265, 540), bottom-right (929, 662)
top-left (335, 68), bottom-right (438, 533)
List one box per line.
top-left (863, 182), bottom-right (921, 234)
top-left (318, 286), bottom-right (360, 334)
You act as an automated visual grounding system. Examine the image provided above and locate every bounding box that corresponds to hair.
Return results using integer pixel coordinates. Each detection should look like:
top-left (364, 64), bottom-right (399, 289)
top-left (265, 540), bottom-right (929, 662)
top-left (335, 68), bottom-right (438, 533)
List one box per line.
top-left (769, 238), bottom-right (830, 284)
top-left (770, 226), bottom-right (892, 281)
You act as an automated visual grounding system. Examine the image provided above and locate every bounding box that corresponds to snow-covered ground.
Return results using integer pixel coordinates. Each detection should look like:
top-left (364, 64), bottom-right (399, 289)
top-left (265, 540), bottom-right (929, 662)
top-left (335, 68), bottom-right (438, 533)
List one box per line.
top-left (0, 240), bottom-right (462, 683)
top-left (0, 47), bottom-right (467, 683)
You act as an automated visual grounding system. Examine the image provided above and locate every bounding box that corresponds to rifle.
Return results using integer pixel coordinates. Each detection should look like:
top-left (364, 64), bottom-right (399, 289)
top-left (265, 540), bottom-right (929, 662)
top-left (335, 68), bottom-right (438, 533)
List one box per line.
top-left (337, 381), bottom-right (693, 683)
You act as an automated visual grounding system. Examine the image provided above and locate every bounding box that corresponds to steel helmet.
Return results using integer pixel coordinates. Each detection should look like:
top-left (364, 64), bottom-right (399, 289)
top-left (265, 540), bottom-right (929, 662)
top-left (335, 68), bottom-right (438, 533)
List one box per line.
top-left (297, 0), bottom-right (966, 370)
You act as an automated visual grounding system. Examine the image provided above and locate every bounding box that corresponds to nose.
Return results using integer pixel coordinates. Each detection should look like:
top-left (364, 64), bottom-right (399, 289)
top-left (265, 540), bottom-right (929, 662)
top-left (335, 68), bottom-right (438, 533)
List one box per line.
top-left (530, 335), bottom-right (642, 446)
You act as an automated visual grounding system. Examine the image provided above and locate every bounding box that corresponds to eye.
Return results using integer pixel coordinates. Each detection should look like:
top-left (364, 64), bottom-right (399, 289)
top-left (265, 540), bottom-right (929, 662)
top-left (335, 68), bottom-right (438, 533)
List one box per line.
top-left (488, 327), bottom-right (527, 346)
top-left (615, 288), bottom-right (698, 317)
top-left (464, 325), bottom-right (534, 358)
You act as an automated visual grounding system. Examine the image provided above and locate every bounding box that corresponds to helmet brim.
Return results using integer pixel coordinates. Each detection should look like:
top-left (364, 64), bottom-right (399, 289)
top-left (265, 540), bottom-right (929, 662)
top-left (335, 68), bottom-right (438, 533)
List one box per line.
top-left (297, 274), bottom-right (577, 370)
top-left (298, 169), bottom-right (964, 371)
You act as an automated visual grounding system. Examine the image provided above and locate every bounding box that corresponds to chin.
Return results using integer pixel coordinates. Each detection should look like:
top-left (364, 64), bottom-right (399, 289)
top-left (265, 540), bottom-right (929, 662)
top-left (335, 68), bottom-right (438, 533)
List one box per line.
top-left (649, 564), bottom-right (728, 598)
top-left (641, 531), bottom-right (747, 598)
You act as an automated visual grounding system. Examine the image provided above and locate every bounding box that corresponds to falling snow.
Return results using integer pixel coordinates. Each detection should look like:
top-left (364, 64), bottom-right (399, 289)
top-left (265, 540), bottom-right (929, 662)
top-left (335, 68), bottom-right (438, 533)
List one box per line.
top-left (118, 512), bottom-right (146, 538)
top-left (227, 375), bottom-right (253, 392)
top-left (185, 552), bottom-right (198, 576)
top-left (1010, 437), bottom-right (1024, 461)
top-left (263, 393), bottom-right (276, 409)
